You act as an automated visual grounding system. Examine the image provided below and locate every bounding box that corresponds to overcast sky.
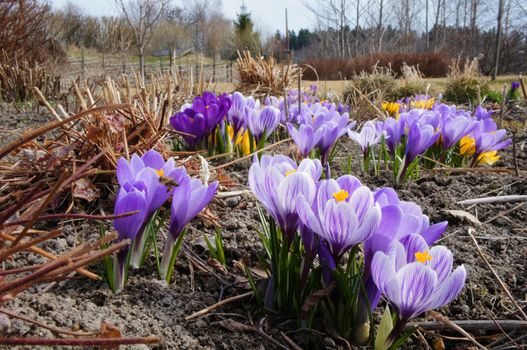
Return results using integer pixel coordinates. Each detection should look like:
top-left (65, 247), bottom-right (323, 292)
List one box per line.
top-left (50, 0), bottom-right (314, 35)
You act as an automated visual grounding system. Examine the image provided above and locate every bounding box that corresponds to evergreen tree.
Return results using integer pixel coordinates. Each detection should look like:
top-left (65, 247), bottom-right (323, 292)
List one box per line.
top-left (233, 4), bottom-right (260, 55)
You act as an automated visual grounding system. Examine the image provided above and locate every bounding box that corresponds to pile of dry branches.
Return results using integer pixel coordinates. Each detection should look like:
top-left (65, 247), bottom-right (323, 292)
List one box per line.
top-left (0, 102), bottom-right (166, 345)
top-left (236, 51), bottom-right (302, 96)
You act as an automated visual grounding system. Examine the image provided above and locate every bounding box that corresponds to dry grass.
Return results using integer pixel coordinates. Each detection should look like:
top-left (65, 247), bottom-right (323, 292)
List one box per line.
top-left (235, 51), bottom-right (302, 96)
top-left (210, 75), bottom-right (520, 102)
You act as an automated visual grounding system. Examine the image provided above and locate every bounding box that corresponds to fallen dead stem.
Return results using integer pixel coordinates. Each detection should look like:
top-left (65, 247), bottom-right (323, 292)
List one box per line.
top-left (2, 210), bottom-right (140, 227)
top-left (428, 311), bottom-right (487, 350)
top-left (467, 229), bottom-right (527, 320)
top-left (0, 104), bottom-right (130, 160)
top-left (431, 167), bottom-right (522, 174)
top-left (9, 171), bottom-right (69, 247)
top-left (0, 336), bottom-right (163, 347)
top-left (0, 231), bottom-right (98, 280)
top-left (185, 292), bottom-right (253, 321)
top-left (406, 319), bottom-right (527, 333)
top-left (0, 229), bottom-right (61, 262)
top-left (0, 308), bottom-right (99, 337)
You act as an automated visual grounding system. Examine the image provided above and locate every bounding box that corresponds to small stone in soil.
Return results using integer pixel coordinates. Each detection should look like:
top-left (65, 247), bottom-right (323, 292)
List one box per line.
top-left (225, 196), bottom-right (241, 207)
top-left (162, 296), bottom-right (173, 306)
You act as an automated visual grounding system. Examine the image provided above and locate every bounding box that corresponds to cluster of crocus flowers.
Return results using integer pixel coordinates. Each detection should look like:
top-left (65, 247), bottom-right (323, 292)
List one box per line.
top-left (170, 92), bottom-right (232, 150)
top-left (248, 154), bottom-right (465, 345)
top-left (349, 102), bottom-right (512, 183)
top-left (170, 91), bottom-right (285, 156)
top-left (286, 103), bottom-right (355, 175)
top-left (112, 150), bottom-right (217, 291)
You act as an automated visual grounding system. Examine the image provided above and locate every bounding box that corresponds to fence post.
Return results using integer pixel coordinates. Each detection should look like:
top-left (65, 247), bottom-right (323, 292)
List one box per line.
top-left (230, 62), bottom-right (233, 83)
top-left (81, 47), bottom-right (85, 86)
top-left (212, 62), bottom-right (216, 82)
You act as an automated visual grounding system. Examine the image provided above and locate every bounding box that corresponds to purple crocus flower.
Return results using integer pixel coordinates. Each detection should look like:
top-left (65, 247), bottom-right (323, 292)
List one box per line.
top-left (193, 92), bottom-right (232, 134)
top-left (160, 175), bottom-right (218, 280)
top-left (296, 175), bottom-right (381, 264)
top-left (441, 116), bottom-right (477, 149)
top-left (405, 123), bottom-right (440, 163)
top-left (170, 108), bottom-right (207, 149)
top-left (287, 122), bottom-right (322, 158)
top-left (113, 181), bottom-right (148, 292)
top-left (511, 81), bottom-right (520, 91)
top-left (382, 117), bottom-right (404, 152)
top-left (116, 151), bottom-right (187, 268)
top-left (347, 121), bottom-right (383, 154)
top-left (248, 155), bottom-right (322, 242)
top-left (475, 130), bottom-right (512, 155)
top-left (474, 105), bottom-right (493, 121)
top-left (371, 234), bottom-right (466, 337)
top-left (228, 92), bottom-right (249, 138)
top-left (247, 106), bottom-right (281, 143)
top-left (363, 187), bottom-right (448, 310)
top-left (316, 115), bottom-right (355, 164)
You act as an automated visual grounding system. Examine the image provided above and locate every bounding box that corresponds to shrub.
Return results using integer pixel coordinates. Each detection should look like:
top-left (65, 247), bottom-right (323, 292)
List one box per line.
top-left (302, 52), bottom-right (450, 80)
top-left (444, 58), bottom-right (490, 105)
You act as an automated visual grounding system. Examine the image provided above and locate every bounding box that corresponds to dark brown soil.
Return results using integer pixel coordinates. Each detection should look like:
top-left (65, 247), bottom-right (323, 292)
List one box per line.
top-left (1, 104), bottom-right (526, 349)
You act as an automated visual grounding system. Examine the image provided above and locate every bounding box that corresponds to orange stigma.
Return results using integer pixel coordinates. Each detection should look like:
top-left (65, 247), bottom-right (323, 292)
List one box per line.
top-left (155, 168), bottom-right (165, 177)
top-left (415, 251), bottom-right (432, 264)
top-left (332, 189), bottom-right (349, 202)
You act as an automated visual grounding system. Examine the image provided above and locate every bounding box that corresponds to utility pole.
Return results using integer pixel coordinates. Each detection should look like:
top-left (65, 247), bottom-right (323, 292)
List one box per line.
top-left (425, 0), bottom-right (429, 51)
top-left (492, 0), bottom-right (504, 81)
top-left (285, 8), bottom-right (290, 55)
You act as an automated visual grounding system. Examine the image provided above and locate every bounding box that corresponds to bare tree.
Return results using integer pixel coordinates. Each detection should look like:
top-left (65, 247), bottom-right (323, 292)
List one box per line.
top-left (303, 0), bottom-right (352, 58)
top-left (115, 0), bottom-right (169, 81)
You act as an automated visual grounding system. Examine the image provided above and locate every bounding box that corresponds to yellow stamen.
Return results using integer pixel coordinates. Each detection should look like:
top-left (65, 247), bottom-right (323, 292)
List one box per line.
top-left (285, 169), bottom-right (297, 177)
top-left (382, 101), bottom-right (401, 117)
top-left (410, 98), bottom-right (435, 110)
top-left (415, 250), bottom-right (432, 264)
top-left (332, 189), bottom-right (349, 202)
top-left (477, 150), bottom-right (500, 165)
top-left (155, 168), bottom-right (164, 177)
top-left (459, 136), bottom-right (476, 155)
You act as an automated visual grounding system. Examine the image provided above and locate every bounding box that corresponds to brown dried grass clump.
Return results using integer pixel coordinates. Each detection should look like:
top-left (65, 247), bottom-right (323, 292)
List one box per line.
top-left (236, 51), bottom-right (302, 96)
top-left (342, 65), bottom-right (396, 121)
top-left (393, 63), bottom-right (428, 99)
top-left (444, 57), bottom-right (490, 105)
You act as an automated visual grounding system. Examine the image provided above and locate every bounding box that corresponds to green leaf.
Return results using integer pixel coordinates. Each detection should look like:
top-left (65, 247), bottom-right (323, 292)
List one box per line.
top-left (375, 306), bottom-right (394, 350)
top-left (243, 264), bottom-right (261, 306)
top-left (215, 227), bottom-right (226, 265)
top-left (165, 228), bottom-right (187, 283)
top-left (203, 233), bottom-right (218, 261)
top-left (387, 326), bottom-right (417, 350)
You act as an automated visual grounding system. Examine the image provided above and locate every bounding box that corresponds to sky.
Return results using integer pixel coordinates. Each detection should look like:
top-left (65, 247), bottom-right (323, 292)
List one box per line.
top-left (49, 0), bottom-right (314, 34)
